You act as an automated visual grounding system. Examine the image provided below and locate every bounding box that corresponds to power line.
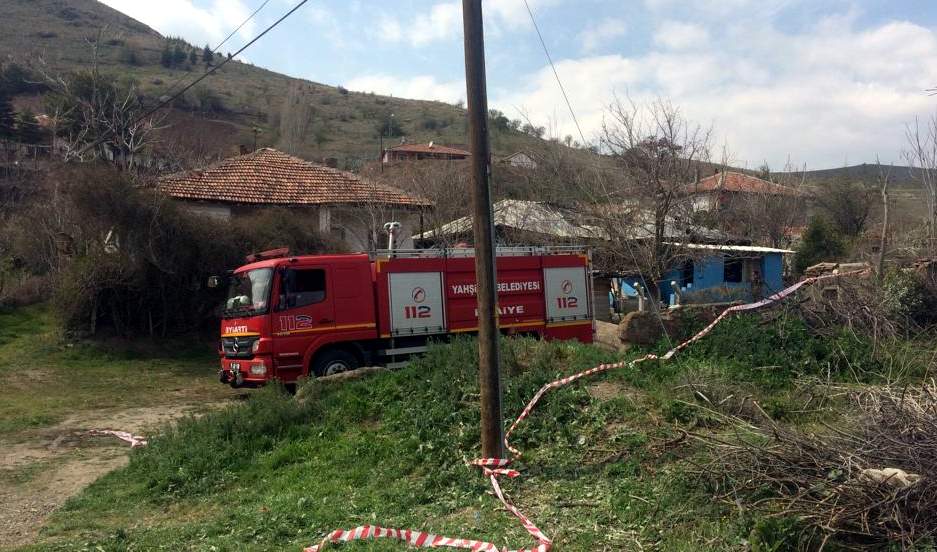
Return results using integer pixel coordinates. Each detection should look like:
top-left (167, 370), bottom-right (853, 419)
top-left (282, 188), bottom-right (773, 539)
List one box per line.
top-left (157, 0), bottom-right (272, 111)
top-left (522, 0), bottom-right (586, 145)
top-left (521, 0), bottom-right (674, 348)
top-left (212, 0), bottom-right (271, 53)
top-left (77, 0), bottom-right (309, 157)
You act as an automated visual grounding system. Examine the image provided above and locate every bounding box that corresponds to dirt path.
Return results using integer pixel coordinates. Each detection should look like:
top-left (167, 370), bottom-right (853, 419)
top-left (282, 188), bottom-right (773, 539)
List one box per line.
top-left (0, 398), bottom-right (241, 548)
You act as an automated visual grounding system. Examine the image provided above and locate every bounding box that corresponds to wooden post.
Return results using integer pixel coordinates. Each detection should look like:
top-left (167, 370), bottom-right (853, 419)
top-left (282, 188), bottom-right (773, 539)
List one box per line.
top-left (462, 0), bottom-right (503, 459)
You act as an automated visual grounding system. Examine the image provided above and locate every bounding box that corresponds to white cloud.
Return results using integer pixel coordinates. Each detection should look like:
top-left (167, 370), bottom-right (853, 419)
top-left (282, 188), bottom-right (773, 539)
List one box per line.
top-left (654, 21), bottom-right (710, 50)
top-left (579, 18), bottom-right (627, 53)
top-left (492, 16), bottom-right (937, 168)
top-left (376, 0), bottom-right (565, 45)
top-left (374, 1), bottom-right (462, 46)
top-left (345, 74), bottom-right (465, 104)
top-left (644, 0), bottom-right (790, 18)
top-left (101, 0), bottom-right (256, 47)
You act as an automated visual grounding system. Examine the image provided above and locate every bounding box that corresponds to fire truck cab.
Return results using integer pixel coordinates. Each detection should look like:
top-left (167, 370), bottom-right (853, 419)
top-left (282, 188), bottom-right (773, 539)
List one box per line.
top-left (217, 247), bottom-right (594, 388)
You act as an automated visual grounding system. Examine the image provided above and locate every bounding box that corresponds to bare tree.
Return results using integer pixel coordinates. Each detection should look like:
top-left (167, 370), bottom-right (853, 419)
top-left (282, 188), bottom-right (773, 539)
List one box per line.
top-left (40, 39), bottom-right (161, 169)
top-left (364, 161), bottom-right (471, 248)
top-left (811, 175), bottom-right (876, 238)
top-left (905, 115), bottom-right (937, 248)
top-left (278, 82), bottom-right (313, 155)
top-left (709, 161), bottom-right (808, 249)
top-left (588, 96), bottom-right (712, 297)
top-left (877, 161), bottom-right (892, 279)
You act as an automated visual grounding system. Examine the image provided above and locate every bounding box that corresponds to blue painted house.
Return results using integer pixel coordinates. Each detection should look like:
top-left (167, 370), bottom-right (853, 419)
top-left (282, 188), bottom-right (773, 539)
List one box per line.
top-left (660, 243), bottom-right (792, 305)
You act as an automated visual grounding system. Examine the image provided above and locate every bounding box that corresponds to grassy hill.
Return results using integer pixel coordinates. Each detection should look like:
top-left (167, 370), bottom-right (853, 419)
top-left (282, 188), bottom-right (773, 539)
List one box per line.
top-left (791, 163), bottom-right (924, 188)
top-left (0, 0), bottom-right (546, 169)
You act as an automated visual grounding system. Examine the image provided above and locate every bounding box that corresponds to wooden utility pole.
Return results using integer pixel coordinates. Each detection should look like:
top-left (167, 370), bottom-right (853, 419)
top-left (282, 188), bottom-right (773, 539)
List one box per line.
top-left (462, 0), bottom-right (503, 458)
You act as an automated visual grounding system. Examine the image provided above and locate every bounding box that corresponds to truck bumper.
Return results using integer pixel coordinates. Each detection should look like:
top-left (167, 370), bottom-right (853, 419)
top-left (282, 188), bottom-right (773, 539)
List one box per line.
top-left (219, 357), bottom-right (271, 388)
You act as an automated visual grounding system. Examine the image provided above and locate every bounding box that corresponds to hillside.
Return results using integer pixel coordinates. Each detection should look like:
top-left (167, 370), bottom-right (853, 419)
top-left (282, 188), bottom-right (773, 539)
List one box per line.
top-left (0, 0), bottom-right (546, 169)
top-left (795, 163), bottom-right (924, 188)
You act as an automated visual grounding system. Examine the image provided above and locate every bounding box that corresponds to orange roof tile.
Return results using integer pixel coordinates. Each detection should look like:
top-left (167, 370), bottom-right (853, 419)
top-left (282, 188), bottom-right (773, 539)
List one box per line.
top-left (691, 171), bottom-right (801, 196)
top-left (159, 148), bottom-right (431, 207)
top-left (385, 143), bottom-right (471, 156)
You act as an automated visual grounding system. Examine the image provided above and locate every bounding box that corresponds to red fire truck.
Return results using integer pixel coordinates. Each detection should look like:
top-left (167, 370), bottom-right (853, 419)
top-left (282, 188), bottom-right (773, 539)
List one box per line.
top-left (216, 247), bottom-right (594, 388)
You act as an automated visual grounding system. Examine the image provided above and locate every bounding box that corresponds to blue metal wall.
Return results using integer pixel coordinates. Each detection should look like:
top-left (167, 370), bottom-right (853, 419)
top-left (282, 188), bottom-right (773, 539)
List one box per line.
top-left (661, 252), bottom-right (785, 305)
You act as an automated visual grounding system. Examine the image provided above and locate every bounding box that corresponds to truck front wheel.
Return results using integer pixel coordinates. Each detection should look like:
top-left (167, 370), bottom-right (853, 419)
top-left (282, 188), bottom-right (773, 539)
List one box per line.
top-left (312, 349), bottom-right (360, 377)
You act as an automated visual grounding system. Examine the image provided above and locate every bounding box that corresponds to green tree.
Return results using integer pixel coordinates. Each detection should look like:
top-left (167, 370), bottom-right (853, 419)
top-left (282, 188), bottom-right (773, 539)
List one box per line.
top-left (188, 48), bottom-right (198, 66)
top-left (0, 96), bottom-right (15, 139)
top-left (172, 45), bottom-right (186, 67)
top-left (119, 46), bottom-right (139, 66)
top-left (202, 44), bottom-right (213, 65)
top-left (376, 115), bottom-right (402, 137)
top-left (160, 43), bottom-right (172, 67)
top-left (15, 109), bottom-right (42, 144)
top-left (793, 217), bottom-right (847, 275)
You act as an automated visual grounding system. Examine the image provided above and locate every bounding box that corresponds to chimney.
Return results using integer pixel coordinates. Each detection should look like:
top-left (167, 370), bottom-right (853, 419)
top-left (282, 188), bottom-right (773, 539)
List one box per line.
top-left (325, 157), bottom-right (338, 168)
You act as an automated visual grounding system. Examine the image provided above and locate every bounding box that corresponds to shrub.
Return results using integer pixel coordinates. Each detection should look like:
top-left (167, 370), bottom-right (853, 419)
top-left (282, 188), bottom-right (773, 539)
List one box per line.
top-left (881, 269), bottom-right (930, 326)
top-left (6, 165), bottom-right (346, 337)
top-left (375, 114), bottom-right (403, 137)
top-left (683, 313), bottom-right (880, 386)
top-left (793, 217), bottom-right (846, 275)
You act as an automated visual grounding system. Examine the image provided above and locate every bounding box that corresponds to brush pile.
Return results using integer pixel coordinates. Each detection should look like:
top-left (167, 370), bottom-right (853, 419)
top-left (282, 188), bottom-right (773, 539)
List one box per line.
top-left (694, 382), bottom-right (937, 548)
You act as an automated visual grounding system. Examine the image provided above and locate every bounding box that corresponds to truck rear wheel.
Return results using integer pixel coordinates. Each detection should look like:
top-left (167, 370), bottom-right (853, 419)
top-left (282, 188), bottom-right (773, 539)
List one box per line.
top-left (312, 349), bottom-right (359, 377)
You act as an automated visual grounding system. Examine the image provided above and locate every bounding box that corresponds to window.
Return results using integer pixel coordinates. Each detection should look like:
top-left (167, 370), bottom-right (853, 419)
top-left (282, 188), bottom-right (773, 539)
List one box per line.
top-left (681, 261), bottom-right (694, 286)
top-left (224, 268), bottom-right (272, 318)
top-left (724, 258), bottom-right (743, 283)
top-left (280, 269), bottom-right (326, 309)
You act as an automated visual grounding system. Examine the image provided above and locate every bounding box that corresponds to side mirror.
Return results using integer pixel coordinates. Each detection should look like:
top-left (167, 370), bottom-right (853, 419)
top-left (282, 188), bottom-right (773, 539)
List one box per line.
top-left (207, 276), bottom-right (222, 289)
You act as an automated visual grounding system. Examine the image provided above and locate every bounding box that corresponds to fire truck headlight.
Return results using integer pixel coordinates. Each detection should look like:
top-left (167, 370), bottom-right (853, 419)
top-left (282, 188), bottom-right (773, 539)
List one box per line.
top-left (250, 363), bottom-right (266, 375)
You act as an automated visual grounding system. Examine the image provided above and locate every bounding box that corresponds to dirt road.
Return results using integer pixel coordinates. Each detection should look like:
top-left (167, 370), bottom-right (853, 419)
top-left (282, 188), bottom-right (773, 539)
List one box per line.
top-left (0, 397), bottom-right (240, 548)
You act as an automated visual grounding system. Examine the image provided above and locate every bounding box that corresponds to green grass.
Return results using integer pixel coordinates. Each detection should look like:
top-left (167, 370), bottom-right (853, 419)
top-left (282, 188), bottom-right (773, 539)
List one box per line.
top-left (20, 336), bottom-right (769, 552)
top-left (10, 311), bottom-right (929, 551)
top-left (0, 305), bottom-right (228, 439)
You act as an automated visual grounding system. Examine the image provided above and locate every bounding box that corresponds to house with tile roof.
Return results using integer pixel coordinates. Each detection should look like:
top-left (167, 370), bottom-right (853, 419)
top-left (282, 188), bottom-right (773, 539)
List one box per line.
top-left (381, 141), bottom-right (470, 163)
top-left (686, 169), bottom-right (802, 212)
top-left (159, 148), bottom-right (432, 250)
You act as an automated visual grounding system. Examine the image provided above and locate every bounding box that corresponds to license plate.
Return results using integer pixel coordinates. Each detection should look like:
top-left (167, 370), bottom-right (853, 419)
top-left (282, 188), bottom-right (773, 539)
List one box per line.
top-left (230, 363), bottom-right (241, 372)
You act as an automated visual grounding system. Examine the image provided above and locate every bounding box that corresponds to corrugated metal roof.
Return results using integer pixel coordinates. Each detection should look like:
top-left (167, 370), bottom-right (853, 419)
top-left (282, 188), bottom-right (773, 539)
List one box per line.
top-left (665, 242), bottom-right (794, 254)
top-left (385, 143), bottom-right (471, 156)
top-left (413, 199), bottom-right (603, 240)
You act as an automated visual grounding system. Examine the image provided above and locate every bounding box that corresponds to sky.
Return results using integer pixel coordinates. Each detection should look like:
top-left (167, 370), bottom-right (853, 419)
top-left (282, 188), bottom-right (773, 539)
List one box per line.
top-left (99, 0), bottom-right (937, 170)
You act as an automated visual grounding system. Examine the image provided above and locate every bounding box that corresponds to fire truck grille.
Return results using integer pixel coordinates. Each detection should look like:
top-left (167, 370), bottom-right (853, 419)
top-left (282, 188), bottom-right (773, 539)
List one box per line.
top-left (221, 336), bottom-right (257, 359)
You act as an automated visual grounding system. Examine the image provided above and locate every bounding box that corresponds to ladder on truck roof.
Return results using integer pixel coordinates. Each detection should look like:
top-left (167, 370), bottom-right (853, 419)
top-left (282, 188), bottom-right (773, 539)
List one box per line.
top-left (370, 245), bottom-right (590, 259)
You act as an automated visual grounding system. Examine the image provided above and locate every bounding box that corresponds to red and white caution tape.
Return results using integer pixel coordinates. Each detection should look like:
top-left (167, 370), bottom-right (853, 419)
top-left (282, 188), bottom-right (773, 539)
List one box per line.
top-left (87, 429), bottom-right (148, 448)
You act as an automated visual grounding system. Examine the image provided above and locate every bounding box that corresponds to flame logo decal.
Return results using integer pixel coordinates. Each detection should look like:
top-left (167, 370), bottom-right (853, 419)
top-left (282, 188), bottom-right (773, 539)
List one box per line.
top-left (561, 279), bottom-right (573, 295)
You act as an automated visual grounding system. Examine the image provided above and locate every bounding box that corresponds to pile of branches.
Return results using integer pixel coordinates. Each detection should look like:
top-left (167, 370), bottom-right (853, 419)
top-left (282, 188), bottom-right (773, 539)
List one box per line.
top-left (692, 383), bottom-right (937, 549)
top-left (793, 269), bottom-right (937, 344)
top-left (794, 276), bottom-right (902, 343)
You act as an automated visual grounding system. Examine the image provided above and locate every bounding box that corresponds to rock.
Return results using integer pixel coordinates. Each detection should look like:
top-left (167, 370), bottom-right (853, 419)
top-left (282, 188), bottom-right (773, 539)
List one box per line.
top-left (618, 311), bottom-right (674, 345)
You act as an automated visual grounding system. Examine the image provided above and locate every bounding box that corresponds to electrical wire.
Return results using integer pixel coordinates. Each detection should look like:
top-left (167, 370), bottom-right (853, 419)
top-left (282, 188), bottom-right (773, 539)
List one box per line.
top-left (212, 0), bottom-right (271, 53)
top-left (521, 0), bottom-right (675, 347)
top-left (522, 0), bottom-right (586, 145)
top-left (77, 0), bottom-right (308, 157)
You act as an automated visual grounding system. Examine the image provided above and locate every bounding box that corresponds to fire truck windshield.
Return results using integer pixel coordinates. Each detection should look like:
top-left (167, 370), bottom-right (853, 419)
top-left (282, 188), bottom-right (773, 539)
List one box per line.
top-left (223, 268), bottom-right (273, 318)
